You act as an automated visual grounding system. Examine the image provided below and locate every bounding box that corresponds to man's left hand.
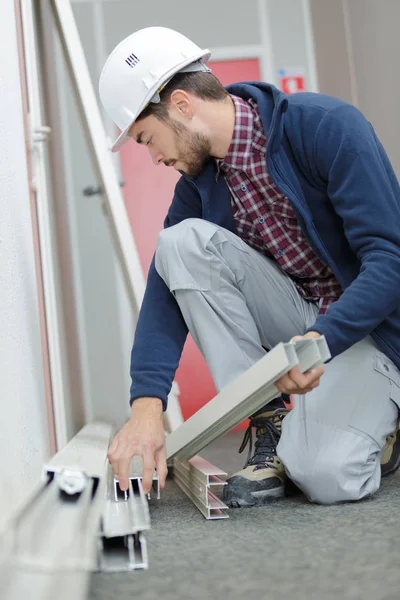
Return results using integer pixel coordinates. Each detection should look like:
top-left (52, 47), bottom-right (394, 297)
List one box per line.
top-left (274, 331), bottom-right (324, 395)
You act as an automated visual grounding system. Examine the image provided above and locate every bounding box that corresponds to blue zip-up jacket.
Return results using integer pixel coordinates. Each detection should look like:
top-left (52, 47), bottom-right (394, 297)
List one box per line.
top-left (130, 82), bottom-right (400, 409)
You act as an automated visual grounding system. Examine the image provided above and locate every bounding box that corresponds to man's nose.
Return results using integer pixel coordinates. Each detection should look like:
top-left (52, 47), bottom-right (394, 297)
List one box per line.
top-left (149, 147), bottom-right (164, 166)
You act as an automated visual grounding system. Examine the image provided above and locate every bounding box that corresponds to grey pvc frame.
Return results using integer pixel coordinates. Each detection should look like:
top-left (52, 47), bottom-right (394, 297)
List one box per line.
top-left (166, 338), bottom-right (331, 462)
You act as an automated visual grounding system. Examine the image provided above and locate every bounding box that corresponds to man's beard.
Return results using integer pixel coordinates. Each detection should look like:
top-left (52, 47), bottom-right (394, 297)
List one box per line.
top-left (169, 119), bottom-right (211, 178)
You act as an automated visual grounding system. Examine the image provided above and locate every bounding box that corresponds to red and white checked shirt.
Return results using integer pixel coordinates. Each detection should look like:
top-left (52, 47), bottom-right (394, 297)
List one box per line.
top-left (216, 95), bottom-right (343, 315)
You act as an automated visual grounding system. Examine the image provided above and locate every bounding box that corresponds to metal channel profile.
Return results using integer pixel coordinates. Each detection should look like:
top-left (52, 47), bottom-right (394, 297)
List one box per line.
top-left (45, 421), bottom-right (112, 480)
top-left (99, 465), bottom-right (151, 571)
top-left (113, 456), bottom-right (160, 501)
top-left (103, 466), bottom-right (151, 538)
top-left (1, 568), bottom-right (90, 600)
top-left (166, 338), bottom-right (330, 462)
top-left (174, 456), bottom-right (229, 520)
top-left (294, 337), bottom-right (331, 371)
top-left (0, 422), bottom-right (113, 600)
top-left (98, 532), bottom-right (148, 572)
top-left (16, 421), bottom-right (112, 572)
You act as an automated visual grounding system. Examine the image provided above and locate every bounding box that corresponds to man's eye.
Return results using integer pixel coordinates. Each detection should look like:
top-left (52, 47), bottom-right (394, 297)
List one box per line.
top-left (146, 138), bottom-right (153, 146)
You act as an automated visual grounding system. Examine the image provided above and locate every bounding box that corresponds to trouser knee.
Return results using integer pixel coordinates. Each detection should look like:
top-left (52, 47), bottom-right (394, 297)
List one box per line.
top-left (277, 422), bottom-right (381, 505)
top-left (155, 219), bottom-right (220, 290)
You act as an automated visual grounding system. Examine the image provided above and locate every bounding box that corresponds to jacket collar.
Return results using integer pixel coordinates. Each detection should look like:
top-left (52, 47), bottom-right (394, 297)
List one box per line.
top-left (183, 82), bottom-right (288, 189)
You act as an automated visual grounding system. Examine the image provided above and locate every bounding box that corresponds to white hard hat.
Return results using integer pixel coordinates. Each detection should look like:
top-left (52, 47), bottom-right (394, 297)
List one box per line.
top-left (99, 26), bottom-right (211, 152)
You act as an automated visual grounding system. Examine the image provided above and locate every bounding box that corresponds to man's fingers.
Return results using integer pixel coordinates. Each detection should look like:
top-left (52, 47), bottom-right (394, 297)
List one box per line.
top-left (275, 366), bottom-right (324, 394)
top-left (290, 365), bottom-right (324, 387)
top-left (305, 365), bottom-right (324, 379)
top-left (141, 451), bottom-right (155, 494)
top-left (155, 446), bottom-right (168, 489)
top-left (108, 437), bottom-right (118, 459)
top-left (116, 458), bottom-right (131, 492)
top-left (108, 455), bottom-right (119, 480)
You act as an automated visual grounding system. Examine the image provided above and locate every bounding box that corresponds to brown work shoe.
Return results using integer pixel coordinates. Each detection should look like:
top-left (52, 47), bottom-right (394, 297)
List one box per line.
top-left (222, 407), bottom-right (289, 508)
top-left (381, 417), bottom-right (400, 477)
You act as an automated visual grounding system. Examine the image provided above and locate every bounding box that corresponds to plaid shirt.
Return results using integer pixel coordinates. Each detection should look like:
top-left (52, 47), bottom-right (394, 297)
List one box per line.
top-left (216, 95), bottom-right (343, 315)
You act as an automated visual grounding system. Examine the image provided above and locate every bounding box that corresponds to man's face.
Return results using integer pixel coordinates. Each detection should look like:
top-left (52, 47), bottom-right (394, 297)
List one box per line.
top-left (129, 114), bottom-right (211, 178)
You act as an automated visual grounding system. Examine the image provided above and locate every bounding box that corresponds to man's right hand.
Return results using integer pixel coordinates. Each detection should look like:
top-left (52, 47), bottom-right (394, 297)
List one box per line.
top-left (107, 397), bottom-right (167, 494)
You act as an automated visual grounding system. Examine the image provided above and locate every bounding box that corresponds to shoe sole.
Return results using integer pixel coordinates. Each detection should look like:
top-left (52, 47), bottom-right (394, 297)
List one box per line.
top-left (223, 485), bottom-right (285, 508)
top-left (382, 429), bottom-right (400, 477)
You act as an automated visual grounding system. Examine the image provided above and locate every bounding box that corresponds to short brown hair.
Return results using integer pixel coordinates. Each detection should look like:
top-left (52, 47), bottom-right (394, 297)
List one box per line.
top-left (138, 71), bottom-right (228, 122)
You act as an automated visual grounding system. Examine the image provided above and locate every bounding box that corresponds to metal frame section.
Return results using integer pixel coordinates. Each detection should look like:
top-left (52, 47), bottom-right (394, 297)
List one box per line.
top-left (99, 466), bottom-right (150, 571)
top-left (2, 569), bottom-right (91, 600)
top-left (50, 0), bottom-right (145, 319)
top-left (112, 456), bottom-right (161, 502)
top-left (0, 422), bottom-right (113, 600)
top-left (98, 532), bottom-right (149, 573)
top-left (11, 476), bottom-right (99, 572)
top-left (15, 422), bottom-right (113, 572)
top-left (103, 467), bottom-right (151, 538)
top-left (182, 456), bottom-right (228, 494)
top-left (341, 0), bottom-right (360, 107)
top-left (45, 421), bottom-right (112, 479)
top-left (20, 0), bottom-right (67, 450)
top-left (301, 0), bottom-right (320, 93)
top-left (46, 423), bottom-right (152, 571)
top-left (174, 456), bottom-right (228, 520)
top-left (293, 337), bottom-right (331, 370)
top-left (166, 337), bottom-right (331, 462)
top-left (257, 0), bottom-right (276, 84)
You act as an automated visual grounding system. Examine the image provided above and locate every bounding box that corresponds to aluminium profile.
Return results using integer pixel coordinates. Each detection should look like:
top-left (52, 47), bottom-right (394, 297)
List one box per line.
top-left (97, 532), bottom-right (148, 572)
top-left (44, 421), bottom-right (112, 480)
top-left (12, 474), bottom-right (97, 572)
top-left (187, 455), bottom-right (228, 488)
top-left (129, 455), bottom-right (160, 500)
top-left (1, 567), bottom-right (91, 600)
top-left (174, 456), bottom-right (229, 520)
top-left (99, 466), bottom-right (151, 570)
top-left (9, 422), bottom-right (113, 573)
top-left (166, 338), bottom-right (330, 462)
top-left (294, 337), bottom-right (331, 369)
top-left (174, 468), bottom-right (229, 520)
top-left (0, 422), bottom-right (113, 600)
top-left (174, 456), bottom-right (227, 506)
top-left (102, 466), bottom-right (150, 539)
top-left (113, 455), bottom-right (160, 501)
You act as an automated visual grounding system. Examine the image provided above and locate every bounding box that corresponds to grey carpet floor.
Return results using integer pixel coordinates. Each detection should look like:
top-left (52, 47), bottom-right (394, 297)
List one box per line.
top-left (89, 431), bottom-right (400, 600)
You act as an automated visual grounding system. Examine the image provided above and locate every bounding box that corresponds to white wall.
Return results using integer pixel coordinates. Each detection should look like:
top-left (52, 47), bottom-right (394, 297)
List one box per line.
top-left (0, 1), bottom-right (50, 527)
top-left (267, 0), bottom-right (311, 87)
top-left (100, 0), bottom-right (261, 51)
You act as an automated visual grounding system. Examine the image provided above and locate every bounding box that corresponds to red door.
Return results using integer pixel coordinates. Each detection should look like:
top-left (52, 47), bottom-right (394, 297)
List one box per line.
top-left (120, 59), bottom-right (261, 423)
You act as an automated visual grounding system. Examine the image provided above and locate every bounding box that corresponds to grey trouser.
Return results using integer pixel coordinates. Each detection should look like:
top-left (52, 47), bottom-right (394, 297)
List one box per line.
top-left (155, 218), bottom-right (400, 504)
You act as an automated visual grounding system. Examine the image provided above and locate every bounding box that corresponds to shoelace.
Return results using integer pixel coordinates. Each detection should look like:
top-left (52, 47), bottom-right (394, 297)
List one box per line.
top-left (238, 415), bottom-right (283, 470)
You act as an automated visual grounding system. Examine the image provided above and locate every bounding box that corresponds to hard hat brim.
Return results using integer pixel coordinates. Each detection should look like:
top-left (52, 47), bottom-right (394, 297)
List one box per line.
top-left (112, 129), bottom-right (131, 152)
top-left (110, 49), bottom-right (211, 152)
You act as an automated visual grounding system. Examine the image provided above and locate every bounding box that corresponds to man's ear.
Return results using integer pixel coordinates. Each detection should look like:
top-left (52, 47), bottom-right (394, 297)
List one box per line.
top-left (169, 90), bottom-right (193, 119)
